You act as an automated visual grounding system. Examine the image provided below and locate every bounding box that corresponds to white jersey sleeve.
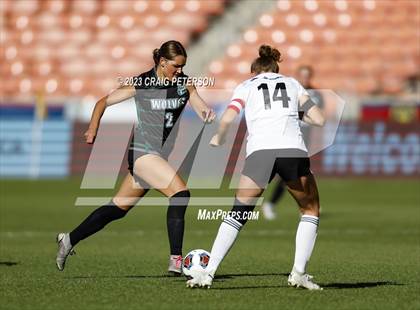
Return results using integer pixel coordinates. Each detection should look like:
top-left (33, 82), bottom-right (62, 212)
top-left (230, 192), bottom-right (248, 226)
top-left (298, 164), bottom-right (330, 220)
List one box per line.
top-left (227, 82), bottom-right (249, 113)
top-left (292, 78), bottom-right (309, 99)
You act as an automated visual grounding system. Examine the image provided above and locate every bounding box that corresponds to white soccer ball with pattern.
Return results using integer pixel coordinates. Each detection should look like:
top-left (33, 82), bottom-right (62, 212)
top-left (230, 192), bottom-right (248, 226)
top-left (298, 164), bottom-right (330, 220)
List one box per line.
top-left (182, 249), bottom-right (210, 278)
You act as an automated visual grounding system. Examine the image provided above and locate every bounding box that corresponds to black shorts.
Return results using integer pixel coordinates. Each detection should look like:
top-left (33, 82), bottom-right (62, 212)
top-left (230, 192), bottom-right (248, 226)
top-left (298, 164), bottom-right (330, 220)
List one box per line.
top-left (242, 149), bottom-right (311, 188)
top-left (127, 148), bottom-right (170, 187)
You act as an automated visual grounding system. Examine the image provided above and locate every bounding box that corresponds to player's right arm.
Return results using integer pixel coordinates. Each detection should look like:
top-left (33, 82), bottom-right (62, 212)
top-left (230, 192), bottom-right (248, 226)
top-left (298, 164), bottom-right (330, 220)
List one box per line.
top-left (298, 94), bottom-right (325, 127)
top-left (210, 83), bottom-right (247, 147)
top-left (209, 107), bottom-right (239, 146)
top-left (84, 85), bottom-right (136, 144)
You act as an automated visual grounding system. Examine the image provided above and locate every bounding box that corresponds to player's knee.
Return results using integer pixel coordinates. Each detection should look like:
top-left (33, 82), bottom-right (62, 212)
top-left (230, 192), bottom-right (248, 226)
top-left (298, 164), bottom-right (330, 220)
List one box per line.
top-left (99, 200), bottom-right (130, 220)
top-left (168, 190), bottom-right (190, 219)
top-left (167, 184), bottom-right (189, 197)
top-left (171, 189), bottom-right (191, 201)
top-left (299, 198), bottom-right (320, 216)
top-left (236, 191), bottom-right (262, 205)
top-left (299, 191), bottom-right (319, 207)
top-left (112, 198), bottom-right (135, 212)
top-left (236, 196), bottom-right (253, 205)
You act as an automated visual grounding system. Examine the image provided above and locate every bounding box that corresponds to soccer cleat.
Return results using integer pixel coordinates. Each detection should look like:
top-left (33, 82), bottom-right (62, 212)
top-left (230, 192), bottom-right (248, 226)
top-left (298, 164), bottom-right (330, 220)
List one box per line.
top-left (55, 233), bottom-right (75, 271)
top-left (261, 202), bottom-right (277, 220)
top-left (167, 255), bottom-right (183, 276)
top-left (199, 273), bottom-right (213, 289)
top-left (186, 272), bottom-right (213, 289)
top-left (288, 270), bottom-right (323, 290)
top-left (186, 275), bottom-right (202, 288)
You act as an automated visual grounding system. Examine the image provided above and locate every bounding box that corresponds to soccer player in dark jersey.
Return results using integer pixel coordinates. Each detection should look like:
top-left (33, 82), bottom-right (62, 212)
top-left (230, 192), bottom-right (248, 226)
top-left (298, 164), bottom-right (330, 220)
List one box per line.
top-left (56, 41), bottom-right (216, 275)
top-left (261, 65), bottom-right (324, 220)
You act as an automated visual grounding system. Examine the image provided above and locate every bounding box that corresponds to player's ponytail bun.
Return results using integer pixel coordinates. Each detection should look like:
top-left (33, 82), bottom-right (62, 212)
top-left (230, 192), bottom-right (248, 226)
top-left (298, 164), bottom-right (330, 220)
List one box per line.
top-left (258, 45), bottom-right (281, 62)
top-left (153, 48), bottom-right (161, 65)
top-left (251, 45), bottom-right (282, 74)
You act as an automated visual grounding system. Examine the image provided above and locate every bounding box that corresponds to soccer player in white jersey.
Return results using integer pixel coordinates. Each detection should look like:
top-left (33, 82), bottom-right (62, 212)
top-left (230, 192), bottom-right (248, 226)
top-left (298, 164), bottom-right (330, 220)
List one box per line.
top-left (187, 45), bottom-right (325, 290)
top-left (261, 65), bottom-right (325, 220)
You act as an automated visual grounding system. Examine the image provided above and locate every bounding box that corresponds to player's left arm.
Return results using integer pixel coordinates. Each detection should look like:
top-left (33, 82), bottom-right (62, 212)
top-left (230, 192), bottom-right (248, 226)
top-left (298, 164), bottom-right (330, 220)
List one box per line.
top-left (299, 94), bottom-right (325, 127)
top-left (187, 85), bottom-right (216, 123)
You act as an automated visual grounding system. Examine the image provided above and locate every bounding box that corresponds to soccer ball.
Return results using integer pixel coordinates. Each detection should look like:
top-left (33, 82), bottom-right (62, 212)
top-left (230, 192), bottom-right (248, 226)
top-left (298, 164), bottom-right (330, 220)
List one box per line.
top-left (182, 249), bottom-right (210, 279)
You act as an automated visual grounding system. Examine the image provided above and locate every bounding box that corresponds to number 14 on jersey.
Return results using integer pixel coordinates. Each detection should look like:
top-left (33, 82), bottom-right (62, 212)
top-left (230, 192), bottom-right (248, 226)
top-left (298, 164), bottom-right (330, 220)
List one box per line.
top-left (257, 82), bottom-right (290, 109)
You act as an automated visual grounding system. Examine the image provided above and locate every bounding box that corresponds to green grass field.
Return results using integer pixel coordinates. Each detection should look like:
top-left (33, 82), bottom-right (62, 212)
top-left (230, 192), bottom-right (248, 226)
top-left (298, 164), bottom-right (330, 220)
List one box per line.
top-left (0, 178), bottom-right (419, 310)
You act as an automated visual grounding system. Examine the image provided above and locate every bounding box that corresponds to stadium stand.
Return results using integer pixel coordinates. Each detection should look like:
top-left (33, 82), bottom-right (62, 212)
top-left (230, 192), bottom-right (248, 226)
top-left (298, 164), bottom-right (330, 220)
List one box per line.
top-left (1, 0), bottom-right (226, 99)
top-left (1, 0), bottom-right (419, 101)
top-left (207, 0), bottom-right (419, 94)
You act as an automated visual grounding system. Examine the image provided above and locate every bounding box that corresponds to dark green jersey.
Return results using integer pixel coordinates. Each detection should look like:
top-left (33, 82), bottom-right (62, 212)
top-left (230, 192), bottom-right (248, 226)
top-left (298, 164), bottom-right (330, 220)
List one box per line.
top-left (130, 68), bottom-right (190, 154)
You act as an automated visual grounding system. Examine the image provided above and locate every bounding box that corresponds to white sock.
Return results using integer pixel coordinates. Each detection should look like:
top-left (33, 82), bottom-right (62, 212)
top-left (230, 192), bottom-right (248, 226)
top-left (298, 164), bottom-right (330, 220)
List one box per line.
top-left (207, 217), bottom-right (243, 277)
top-left (293, 215), bottom-right (319, 274)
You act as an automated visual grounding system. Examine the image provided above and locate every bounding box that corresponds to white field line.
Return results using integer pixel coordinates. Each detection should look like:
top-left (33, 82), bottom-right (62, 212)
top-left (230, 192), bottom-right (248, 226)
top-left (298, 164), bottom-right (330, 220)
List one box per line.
top-left (0, 229), bottom-right (418, 238)
top-left (74, 197), bottom-right (265, 206)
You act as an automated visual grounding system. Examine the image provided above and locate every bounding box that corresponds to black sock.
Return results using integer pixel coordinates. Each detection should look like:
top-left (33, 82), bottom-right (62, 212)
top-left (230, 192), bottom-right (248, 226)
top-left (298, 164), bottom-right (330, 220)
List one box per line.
top-left (270, 181), bottom-right (286, 204)
top-left (69, 201), bottom-right (128, 246)
top-left (231, 197), bottom-right (256, 226)
top-left (167, 190), bottom-right (190, 256)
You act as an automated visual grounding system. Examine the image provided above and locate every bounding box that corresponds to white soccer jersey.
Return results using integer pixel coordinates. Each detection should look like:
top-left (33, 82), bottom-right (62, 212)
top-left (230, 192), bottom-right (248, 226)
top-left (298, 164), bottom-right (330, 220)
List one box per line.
top-left (228, 72), bottom-right (309, 157)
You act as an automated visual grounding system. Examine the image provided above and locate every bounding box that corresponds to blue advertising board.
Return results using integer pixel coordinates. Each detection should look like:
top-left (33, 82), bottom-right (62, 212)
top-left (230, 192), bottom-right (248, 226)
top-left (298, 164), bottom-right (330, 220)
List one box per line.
top-left (0, 120), bottom-right (72, 178)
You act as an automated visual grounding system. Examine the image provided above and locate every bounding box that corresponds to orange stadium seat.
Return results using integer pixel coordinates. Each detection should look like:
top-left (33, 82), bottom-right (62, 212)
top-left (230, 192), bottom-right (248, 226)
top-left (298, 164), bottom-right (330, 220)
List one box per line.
top-left (2, 0), bottom-right (419, 99)
top-left (10, 0), bottom-right (39, 15)
top-left (206, 0), bottom-right (419, 94)
top-left (182, 0), bottom-right (225, 15)
top-left (40, 0), bottom-right (68, 14)
top-left (71, 0), bottom-right (100, 14)
top-left (2, 0), bottom-right (227, 100)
